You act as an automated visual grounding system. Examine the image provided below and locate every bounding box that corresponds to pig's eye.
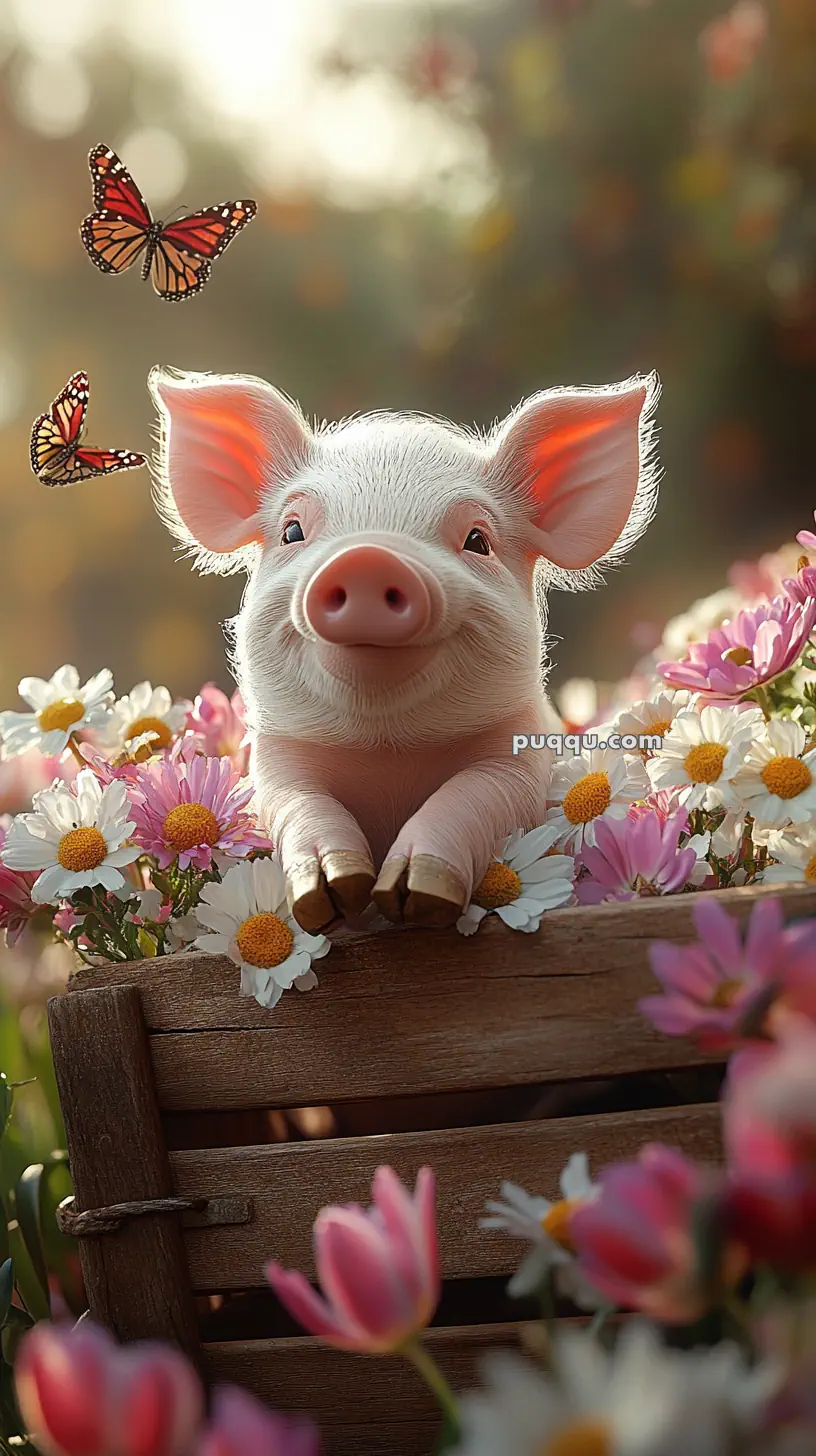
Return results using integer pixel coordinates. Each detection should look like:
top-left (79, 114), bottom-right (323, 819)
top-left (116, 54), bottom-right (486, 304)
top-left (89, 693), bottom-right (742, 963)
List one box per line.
top-left (463, 528), bottom-right (491, 556)
top-left (282, 519), bottom-right (305, 545)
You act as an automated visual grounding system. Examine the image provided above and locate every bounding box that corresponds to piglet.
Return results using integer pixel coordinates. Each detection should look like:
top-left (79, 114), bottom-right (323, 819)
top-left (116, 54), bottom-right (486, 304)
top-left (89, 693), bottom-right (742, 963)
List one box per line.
top-left (150, 368), bottom-right (659, 932)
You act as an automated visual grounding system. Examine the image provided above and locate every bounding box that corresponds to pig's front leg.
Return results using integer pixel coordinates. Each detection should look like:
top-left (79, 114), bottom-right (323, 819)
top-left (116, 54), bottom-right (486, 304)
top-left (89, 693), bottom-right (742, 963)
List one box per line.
top-left (373, 754), bottom-right (549, 928)
top-left (253, 737), bottom-right (376, 934)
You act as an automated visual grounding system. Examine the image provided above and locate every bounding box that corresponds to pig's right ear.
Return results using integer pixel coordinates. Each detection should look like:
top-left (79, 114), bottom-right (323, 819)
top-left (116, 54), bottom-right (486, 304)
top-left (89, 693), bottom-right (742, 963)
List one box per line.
top-left (148, 367), bottom-right (311, 574)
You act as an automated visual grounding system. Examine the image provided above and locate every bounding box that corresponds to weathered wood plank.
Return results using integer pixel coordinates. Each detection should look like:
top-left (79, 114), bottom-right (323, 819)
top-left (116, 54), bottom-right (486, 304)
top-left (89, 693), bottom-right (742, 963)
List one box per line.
top-left (204, 1322), bottom-right (529, 1456)
top-left (67, 884), bottom-right (816, 1033)
top-left (173, 1104), bottom-right (721, 1291)
top-left (47, 986), bottom-right (200, 1356)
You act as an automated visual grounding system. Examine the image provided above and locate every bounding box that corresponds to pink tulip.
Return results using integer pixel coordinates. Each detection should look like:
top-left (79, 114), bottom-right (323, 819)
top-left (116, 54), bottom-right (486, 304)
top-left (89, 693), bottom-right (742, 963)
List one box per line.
top-left (15, 1321), bottom-right (204, 1456)
top-left (570, 1143), bottom-right (747, 1323)
top-left (193, 1387), bottom-right (319, 1456)
top-left (266, 1165), bottom-right (440, 1353)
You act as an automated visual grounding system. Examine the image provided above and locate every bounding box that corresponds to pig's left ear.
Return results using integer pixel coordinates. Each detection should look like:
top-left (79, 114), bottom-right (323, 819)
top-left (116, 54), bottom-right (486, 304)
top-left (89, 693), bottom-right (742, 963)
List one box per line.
top-left (489, 374), bottom-right (660, 579)
top-left (149, 366), bottom-right (311, 574)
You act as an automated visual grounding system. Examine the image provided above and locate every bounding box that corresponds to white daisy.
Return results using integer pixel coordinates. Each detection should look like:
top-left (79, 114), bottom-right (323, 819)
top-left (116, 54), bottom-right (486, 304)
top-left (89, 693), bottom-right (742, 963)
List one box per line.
top-left (456, 825), bottom-right (575, 936)
top-left (452, 1324), bottom-right (776, 1456)
top-left (546, 748), bottom-right (650, 854)
top-left (614, 690), bottom-right (690, 752)
top-left (733, 719), bottom-right (816, 830)
top-left (481, 1153), bottom-right (600, 1306)
top-left (192, 856), bottom-right (330, 1009)
top-left (0, 665), bottom-right (113, 759)
top-left (98, 681), bottom-right (187, 760)
top-left (761, 824), bottom-right (816, 885)
top-left (647, 704), bottom-right (763, 812)
top-left (0, 770), bottom-right (140, 904)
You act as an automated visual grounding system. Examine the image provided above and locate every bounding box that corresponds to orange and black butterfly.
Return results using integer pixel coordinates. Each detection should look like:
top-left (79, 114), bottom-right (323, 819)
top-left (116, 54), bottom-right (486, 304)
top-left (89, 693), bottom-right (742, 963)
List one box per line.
top-left (80, 144), bottom-right (257, 302)
top-left (30, 371), bottom-right (145, 486)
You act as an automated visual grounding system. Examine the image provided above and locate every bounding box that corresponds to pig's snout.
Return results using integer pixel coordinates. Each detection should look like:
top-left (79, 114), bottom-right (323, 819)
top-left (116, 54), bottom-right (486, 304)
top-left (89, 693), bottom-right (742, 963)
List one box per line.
top-left (303, 544), bottom-right (432, 647)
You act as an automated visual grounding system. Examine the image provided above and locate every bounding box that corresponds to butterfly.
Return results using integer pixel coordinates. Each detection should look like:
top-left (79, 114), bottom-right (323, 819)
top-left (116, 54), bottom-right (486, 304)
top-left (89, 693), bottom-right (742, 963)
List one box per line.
top-left (30, 371), bottom-right (146, 486)
top-left (80, 144), bottom-right (257, 302)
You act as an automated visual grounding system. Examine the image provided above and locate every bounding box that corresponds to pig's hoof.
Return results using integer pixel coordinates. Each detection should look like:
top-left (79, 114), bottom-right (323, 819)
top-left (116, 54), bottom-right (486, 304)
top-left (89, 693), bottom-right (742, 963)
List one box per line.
top-left (322, 850), bottom-right (377, 921)
top-left (288, 852), bottom-right (375, 933)
top-left (373, 854), bottom-right (466, 929)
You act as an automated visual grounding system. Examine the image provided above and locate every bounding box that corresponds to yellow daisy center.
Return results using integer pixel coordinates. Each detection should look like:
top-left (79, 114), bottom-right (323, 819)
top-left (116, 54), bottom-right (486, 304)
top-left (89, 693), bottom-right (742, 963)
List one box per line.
top-left (541, 1198), bottom-right (581, 1252)
top-left (562, 771), bottom-right (611, 825)
top-left (163, 802), bottom-right (220, 852)
top-left (38, 698), bottom-right (85, 734)
top-left (797, 555), bottom-right (810, 572)
top-left (760, 756), bottom-right (812, 800)
top-left (472, 862), bottom-right (522, 909)
top-left (539, 1418), bottom-right (611, 1456)
top-left (126, 715), bottom-right (173, 760)
top-left (710, 977), bottom-right (742, 1008)
top-left (683, 742), bottom-right (727, 784)
top-left (805, 854), bottom-right (816, 883)
top-left (646, 716), bottom-right (672, 737)
top-left (57, 826), bottom-right (108, 872)
top-left (235, 912), bottom-right (294, 967)
top-left (723, 645), bottom-right (753, 667)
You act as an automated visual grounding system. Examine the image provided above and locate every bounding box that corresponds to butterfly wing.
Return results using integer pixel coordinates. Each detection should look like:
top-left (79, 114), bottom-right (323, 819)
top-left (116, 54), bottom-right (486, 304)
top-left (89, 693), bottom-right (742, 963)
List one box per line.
top-left (150, 201), bottom-right (257, 301)
top-left (30, 371), bottom-right (89, 478)
top-left (80, 145), bottom-right (151, 274)
top-left (38, 447), bottom-right (147, 488)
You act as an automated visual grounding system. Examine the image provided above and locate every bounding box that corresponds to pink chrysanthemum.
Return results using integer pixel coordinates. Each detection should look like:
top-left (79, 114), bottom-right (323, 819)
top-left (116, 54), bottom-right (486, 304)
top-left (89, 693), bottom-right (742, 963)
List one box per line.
top-left (576, 810), bottom-right (702, 905)
top-left (128, 738), bottom-right (268, 871)
top-left (782, 563), bottom-right (816, 606)
top-left (658, 594), bottom-right (816, 701)
top-left (0, 816), bottom-right (38, 946)
top-left (797, 511), bottom-right (816, 554)
top-left (639, 896), bottom-right (816, 1051)
top-left (627, 788), bottom-right (688, 828)
top-left (186, 683), bottom-right (249, 774)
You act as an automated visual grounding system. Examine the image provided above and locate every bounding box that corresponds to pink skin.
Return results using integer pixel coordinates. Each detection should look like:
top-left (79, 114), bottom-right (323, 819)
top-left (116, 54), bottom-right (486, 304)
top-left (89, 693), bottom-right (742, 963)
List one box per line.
top-left (15, 1322), bottom-right (204, 1456)
top-left (570, 1143), bottom-right (738, 1323)
top-left (639, 896), bottom-right (816, 1051)
top-left (149, 367), bottom-right (658, 922)
top-left (193, 1387), bottom-right (319, 1456)
top-left (266, 1165), bottom-right (440, 1354)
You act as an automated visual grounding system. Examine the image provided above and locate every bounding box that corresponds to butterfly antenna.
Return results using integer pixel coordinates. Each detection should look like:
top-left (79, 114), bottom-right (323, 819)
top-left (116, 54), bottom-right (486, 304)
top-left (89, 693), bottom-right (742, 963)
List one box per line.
top-left (164, 203), bottom-right (189, 224)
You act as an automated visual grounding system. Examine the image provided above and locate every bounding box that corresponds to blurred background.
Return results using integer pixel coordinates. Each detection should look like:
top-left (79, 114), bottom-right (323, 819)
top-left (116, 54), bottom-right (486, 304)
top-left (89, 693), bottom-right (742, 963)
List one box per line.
top-left (0, 0), bottom-right (815, 707)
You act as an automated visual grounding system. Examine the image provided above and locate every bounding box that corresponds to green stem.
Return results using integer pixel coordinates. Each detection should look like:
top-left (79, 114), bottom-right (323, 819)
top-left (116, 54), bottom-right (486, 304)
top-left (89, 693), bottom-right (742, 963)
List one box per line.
top-left (403, 1338), bottom-right (460, 1436)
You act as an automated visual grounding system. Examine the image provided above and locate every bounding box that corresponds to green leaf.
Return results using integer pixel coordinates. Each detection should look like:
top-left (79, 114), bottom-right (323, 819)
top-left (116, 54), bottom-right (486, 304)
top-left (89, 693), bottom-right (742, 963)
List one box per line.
top-left (5, 1223), bottom-right (49, 1325)
top-left (0, 1263), bottom-right (12, 1329)
top-left (434, 1412), bottom-right (461, 1455)
top-left (14, 1168), bottom-right (49, 1305)
top-left (0, 1080), bottom-right (12, 1145)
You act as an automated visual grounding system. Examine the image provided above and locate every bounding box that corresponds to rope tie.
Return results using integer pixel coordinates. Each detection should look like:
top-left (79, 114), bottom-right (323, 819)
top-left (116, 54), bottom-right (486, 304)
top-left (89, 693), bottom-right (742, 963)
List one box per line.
top-left (57, 1195), bottom-right (206, 1237)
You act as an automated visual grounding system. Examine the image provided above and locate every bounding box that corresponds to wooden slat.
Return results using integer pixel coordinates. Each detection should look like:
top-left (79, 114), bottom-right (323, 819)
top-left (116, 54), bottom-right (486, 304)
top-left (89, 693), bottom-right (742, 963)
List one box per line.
top-left (173, 1103), bottom-right (721, 1291)
top-left (62, 885), bottom-right (815, 1111)
top-left (47, 986), bottom-right (200, 1357)
top-left (204, 1322), bottom-right (528, 1456)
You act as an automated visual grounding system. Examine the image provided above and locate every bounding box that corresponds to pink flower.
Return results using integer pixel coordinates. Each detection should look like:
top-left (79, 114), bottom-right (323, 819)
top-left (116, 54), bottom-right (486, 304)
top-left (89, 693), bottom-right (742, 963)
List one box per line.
top-left (797, 511), bottom-right (816, 554)
top-left (0, 816), bottom-right (38, 946)
top-left (722, 1022), bottom-right (816, 1269)
top-left (128, 738), bottom-right (267, 871)
top-left (639, 896), bottom-right (816, 1050)
top-left (266, 1165), bottom-right (440, 1354)
top-left (192, 1387), bottom-right (319, 1456)
top-left (187, 684), bottom-right (249, 774)
top-left (575, 810), bottom-right (701, 905)
top-left (699, 1), bottom-right (767, 84)
top-left (570, 1144), bottom-right (745, 1322)
top-left (659, 594), bottom-right (816, 701)
top-left (782, 563), bottom-right (816, 606)
top-left (627, 789), bottom-right (688, 828)
top-left (15, 1321), bottom-right (204, 1456)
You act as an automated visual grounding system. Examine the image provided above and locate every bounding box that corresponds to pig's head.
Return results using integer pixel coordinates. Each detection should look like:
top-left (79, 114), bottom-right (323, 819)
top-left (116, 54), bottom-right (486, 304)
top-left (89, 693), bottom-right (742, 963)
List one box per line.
top-left (149, 368), bottom-right (659, 750)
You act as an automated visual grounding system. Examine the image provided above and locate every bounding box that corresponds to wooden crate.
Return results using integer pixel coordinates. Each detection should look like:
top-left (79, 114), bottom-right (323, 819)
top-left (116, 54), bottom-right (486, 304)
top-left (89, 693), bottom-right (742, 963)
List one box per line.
top-left (47, 883), bottom-right (816, 1456)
